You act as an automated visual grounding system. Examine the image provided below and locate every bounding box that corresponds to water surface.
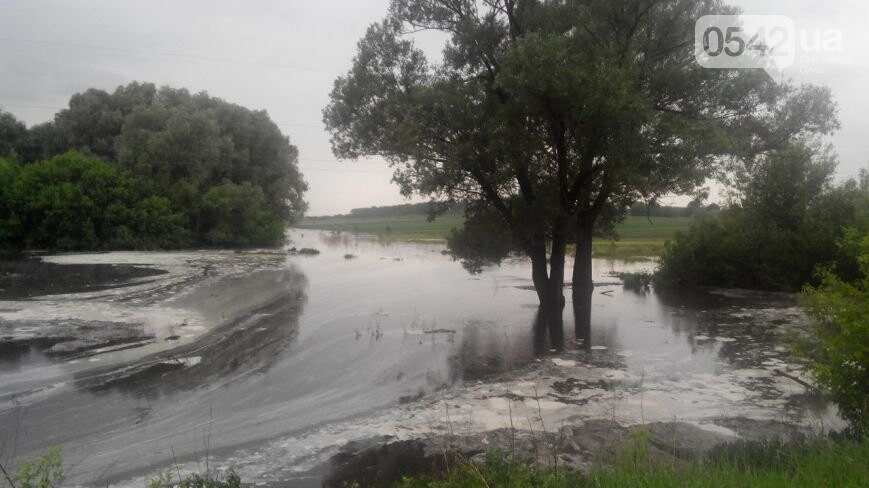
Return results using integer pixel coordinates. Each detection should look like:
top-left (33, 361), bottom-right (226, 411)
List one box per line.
top-left (0, 230), bottom-right (835, 486)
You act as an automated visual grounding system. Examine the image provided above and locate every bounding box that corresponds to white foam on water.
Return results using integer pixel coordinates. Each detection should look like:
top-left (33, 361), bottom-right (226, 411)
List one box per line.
top-left (551, 359), bottom-right (577, 368)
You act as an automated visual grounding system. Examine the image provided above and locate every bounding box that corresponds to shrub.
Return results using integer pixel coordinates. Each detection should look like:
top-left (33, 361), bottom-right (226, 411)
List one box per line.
top-left (200, 182), bottom-right (286, 247)
top-left (618, 272), bottom-right (653, 293)
top-left (4, 151), bottom-right (191, 251)
top-left (12, 448), bottom-right (64, 488)
top-left (149, 469), bottom-right (241, 488)
top-left (655, 149), bottom-right (867, 292)
top-left (793, 233), bottom-right (869, 432)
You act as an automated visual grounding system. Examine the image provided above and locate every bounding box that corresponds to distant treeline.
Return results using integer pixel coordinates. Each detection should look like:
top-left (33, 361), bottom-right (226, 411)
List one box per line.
top-left (0, 83), bottom-right (307, 251)
top-left (348, 202), bottom-right (463, 218)
top-left (627, 203), bottom-right (719, 218)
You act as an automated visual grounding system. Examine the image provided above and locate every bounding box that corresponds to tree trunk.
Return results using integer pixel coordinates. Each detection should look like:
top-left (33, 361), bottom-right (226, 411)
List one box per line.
top-left (542, 222), bottom-right (567, 349)
top-left (527, 229), bottom-right (567, 351)
top-left (528, 237), bottom-right (549, 305)
top-left (572, 213), bottom-right (594, 342)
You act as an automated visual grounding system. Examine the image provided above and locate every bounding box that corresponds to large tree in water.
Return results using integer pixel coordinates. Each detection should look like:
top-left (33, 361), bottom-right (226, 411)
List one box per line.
top-left (324, 0), bottom-right (838, 339)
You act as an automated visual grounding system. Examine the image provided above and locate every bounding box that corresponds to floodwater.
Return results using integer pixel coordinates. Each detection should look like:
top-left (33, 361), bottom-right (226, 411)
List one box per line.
top-left (0, 230), bottom-right (839, 486)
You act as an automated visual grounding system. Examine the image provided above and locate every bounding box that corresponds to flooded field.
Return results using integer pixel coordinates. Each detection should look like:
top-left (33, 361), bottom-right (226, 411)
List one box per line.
top-left (0, 230), bottom-right (839, 486)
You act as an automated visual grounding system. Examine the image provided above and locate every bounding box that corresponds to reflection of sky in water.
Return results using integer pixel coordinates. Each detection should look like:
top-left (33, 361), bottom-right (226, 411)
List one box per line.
top-left (0, 230), bottom-right (836, 486)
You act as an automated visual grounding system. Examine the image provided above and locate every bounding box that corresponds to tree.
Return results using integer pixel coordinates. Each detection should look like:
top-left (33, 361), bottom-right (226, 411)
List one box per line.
top-left (113, 85), bottom-right (307, 228)
top-left (1, 83), bottom-right (309, 250)
top-left (0, 157), bottom-right (22, 251)
top-left (52, 82), bottom-right (158, 162)
top-left (324, 0), bottom-right (838, 337)
top-left (0, 109), bottom-right (27, 158)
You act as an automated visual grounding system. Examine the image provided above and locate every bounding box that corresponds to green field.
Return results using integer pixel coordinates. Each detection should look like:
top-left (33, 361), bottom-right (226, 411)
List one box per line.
top-left (296, 214), bottom-right (693, 257)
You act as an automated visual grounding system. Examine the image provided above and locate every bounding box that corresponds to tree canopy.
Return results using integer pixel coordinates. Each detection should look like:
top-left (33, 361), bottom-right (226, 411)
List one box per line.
top-left (324, 0), bottom-right (838, 336)
top-left (0, 83), bottom-right (307, 251)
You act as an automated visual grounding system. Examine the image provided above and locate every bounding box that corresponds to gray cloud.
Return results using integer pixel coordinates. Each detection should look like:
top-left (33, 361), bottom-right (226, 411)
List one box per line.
top-left (0, 0), bottom-right (865, 215)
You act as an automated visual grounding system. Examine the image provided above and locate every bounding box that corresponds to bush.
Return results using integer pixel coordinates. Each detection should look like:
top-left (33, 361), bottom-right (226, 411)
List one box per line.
top-left (200, 182), bottom-right (286, 247)
top-left (793, 233), bottom-right (869, 432)
top-left (655, 148), bottom-right (867, 292)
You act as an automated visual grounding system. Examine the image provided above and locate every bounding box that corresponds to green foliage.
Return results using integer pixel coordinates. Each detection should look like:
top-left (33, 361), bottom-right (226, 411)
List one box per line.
top-left (656, 147), bottom-right (867, 291)
top-left (0, 157), bottom-right (22, 251)
top-left (200, 182), bottom-right (285, 247)
top-left (394, 438), bottom-right (869, 488)
top-left (1, 152), bottom-right (190, 251)
top-left (13, 448), bottom-right (64, 488)
top-left (446, 204), bottom-right (517, 273)
top-left (794, 234), bottom-right (869, 431)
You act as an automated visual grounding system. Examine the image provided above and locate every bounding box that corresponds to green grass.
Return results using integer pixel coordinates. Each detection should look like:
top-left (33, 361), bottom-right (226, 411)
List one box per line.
top-left (393, 437), bottom-right (869, 488)
top-left (295, 215), bottom-right (692, 257)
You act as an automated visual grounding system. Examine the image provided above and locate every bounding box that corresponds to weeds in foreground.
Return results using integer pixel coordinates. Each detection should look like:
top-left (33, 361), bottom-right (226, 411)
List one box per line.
top-left (149, 468), bottom-right (241, 488)
top-left (394, 437), bottom-right (869, 488)
top-left (1, 448), bottom-right (64, 488)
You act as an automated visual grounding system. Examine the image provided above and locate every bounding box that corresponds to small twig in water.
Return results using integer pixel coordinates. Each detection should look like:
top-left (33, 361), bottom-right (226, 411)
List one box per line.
top-left (640, 371), bottom-right (646, 425)
top-left (773, 368), bottom-right (817, 391)
top-left (171, 446), bottom-right (183, 486)
top-left (205, 407), bottom-right (213, 479)
top-left (523, 411), bottom-right (540, 469)
top-left (507, 399), bottom-right (516, 461)
top-left (0, 461), bottom-right (17, 488)
top-left (533, 385), bottom-right (556, 471)
top-left (465, 456), bottom-right (492, 488)
top-left (443, 400), bottom-right (454, 437)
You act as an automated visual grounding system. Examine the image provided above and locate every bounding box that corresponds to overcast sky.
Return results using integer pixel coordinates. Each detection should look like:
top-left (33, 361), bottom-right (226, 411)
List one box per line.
top-left (1, 1), bottom-right (867, 216)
